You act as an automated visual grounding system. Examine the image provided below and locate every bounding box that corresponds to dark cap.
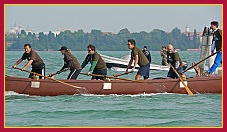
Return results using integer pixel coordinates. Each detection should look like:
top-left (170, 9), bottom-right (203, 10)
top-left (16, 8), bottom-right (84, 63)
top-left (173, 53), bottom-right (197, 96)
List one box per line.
top-left (143, 46), bottom-right (147, 49)
top-left (59, 46), bottom-right (68, 51)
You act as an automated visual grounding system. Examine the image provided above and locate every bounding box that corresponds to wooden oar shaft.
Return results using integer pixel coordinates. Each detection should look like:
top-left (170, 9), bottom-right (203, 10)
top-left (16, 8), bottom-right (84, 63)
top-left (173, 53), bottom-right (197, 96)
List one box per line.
top-left (48, 68), bottom-right (69, 77)
top-left (169, 64), bottom-right (193, 95)
top-left (14, 67), bottom-right (85, 90)
top-left (113, 71), bottom-right (133, 77)
top-left (80, 72), bottom-right (143, 83)
top-left (182, 51), bottom-right (220, 73)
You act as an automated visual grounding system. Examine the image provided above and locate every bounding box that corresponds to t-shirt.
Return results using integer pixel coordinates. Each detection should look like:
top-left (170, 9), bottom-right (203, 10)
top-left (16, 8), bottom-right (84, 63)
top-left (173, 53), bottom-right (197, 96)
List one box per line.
top-left (82, 52), bottom-right (107, 70)
top-left (142, 49), bottom-right (151, 63)
top-left (213, 29), bottom-right (222, 51)
top-left (21, 49), bottom-right (44, 67)
top-left (161, 50), bottom-right (167, 58)
top-left (167, 50), bottom-right (183, 68)
top-left (64, 52), bottom-right (81, 70)
top-left (131, 47), bottom-right (149, 66)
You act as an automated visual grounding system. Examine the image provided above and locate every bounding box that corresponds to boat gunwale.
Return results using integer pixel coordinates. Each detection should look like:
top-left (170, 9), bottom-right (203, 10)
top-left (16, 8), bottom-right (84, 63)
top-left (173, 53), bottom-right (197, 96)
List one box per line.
top-left (5, 75), bottom-right (222, 84)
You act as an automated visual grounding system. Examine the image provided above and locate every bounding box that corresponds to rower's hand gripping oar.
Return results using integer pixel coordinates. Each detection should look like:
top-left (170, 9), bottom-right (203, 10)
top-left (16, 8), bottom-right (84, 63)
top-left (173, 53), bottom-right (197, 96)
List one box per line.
top-left (169, 63), bottom-right (193, 95)
top-left (182, 50), bottom-right (220, 74)
top-left (48, 68), bottom-right (69, 77)
top-left (113, 71), bottom-right (133, 77)
top-left (13, 67), bottom-right (86, 90)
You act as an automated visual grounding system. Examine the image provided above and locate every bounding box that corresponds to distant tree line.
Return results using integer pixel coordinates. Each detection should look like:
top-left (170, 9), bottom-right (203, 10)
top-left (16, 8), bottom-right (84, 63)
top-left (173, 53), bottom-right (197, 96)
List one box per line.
top-left (6, 27), bottom-right (201, 51)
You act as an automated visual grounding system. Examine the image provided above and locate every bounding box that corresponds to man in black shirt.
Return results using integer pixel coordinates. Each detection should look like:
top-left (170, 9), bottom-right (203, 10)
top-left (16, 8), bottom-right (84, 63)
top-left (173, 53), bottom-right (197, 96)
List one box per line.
top-left (204, 21), bottom-right (222, 76)
top-left (13, 44), bottom-right (45, 79)
top-left (167, 44), bottom-right (183, 79)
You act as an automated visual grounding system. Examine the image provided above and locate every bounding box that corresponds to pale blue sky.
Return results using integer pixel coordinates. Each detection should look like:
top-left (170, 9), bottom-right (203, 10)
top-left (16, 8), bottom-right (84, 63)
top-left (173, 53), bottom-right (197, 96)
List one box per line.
top-left (5, 5), bottom-right (222, 33)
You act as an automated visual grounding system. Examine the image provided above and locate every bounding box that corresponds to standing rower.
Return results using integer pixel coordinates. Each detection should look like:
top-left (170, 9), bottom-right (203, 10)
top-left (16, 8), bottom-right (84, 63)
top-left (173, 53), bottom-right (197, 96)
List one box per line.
top-left (57, 46), bottom-right (82, 80)
top-left (125, 39), bottom-right (150, 80)
top-left (13, 43), bottom-right (45, 79)
top-left (81, 44), bottom-right (107, 80)
top-left (166, 44), bottom-right (183, 79)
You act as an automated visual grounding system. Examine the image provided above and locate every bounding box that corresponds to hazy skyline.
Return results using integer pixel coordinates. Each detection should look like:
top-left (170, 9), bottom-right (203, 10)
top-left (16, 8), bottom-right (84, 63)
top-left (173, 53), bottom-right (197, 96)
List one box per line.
top-left (5, 5), bottom-right (222, 33)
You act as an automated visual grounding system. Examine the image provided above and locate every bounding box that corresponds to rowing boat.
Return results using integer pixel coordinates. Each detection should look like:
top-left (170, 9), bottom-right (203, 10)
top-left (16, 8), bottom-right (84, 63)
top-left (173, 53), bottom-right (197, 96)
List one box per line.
top-left (5, 75), bottom-right (222, 96)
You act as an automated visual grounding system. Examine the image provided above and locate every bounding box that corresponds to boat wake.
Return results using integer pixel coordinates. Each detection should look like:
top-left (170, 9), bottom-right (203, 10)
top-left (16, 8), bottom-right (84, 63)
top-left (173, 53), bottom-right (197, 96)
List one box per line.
top-left (5, 91), bottom-right (39, 100)
top-left (5, 91), bottom-right (177, 98)
top-left (5, 91), bottom-right (28, 96)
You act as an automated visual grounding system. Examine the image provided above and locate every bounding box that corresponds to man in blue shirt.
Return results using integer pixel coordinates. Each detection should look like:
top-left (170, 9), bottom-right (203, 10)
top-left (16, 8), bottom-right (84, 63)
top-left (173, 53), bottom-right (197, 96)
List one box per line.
top-left (142, 46), bottom-right (151, 63)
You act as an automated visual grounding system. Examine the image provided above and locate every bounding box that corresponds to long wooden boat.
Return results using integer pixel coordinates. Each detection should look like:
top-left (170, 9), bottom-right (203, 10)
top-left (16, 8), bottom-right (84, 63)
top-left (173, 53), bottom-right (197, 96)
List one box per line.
top-left (5, 75), bottom-right (222, 96)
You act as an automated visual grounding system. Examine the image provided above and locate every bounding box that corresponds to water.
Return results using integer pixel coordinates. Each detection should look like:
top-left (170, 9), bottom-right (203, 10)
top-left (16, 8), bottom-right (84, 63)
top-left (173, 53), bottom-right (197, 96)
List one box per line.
top-left (5, 51), bottom-right (222, 127)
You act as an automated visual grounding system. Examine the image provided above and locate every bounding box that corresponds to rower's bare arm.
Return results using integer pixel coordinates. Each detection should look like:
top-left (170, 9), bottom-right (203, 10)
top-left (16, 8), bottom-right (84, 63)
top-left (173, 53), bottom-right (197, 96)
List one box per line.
top-left (126, 58), bottom-right (133, 72)
top-left (133, 55), bottom-right (138, 69)
top-left (22, 60), bottom-right (34, 70)
top-left (13, 59), bottom-right (23, 68)
top-left (132, 55), bottom-right (138, 72)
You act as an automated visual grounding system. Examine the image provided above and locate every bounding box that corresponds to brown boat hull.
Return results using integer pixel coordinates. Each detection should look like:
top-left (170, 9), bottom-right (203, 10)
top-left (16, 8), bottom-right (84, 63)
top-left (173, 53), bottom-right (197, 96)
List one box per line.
top-left (5, 75), bottom-right (222, 96)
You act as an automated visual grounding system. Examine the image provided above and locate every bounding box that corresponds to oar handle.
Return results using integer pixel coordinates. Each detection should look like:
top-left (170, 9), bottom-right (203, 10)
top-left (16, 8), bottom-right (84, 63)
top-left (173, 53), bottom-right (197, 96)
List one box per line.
top-left (182, 50), bottom-right (220, 73)
top-left (169, 63), bottom-right (193, 95)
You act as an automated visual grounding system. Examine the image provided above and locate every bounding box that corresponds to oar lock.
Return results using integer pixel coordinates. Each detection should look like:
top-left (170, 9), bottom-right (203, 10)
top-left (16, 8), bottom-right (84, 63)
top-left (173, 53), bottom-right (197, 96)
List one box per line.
top-left (181, 74), bottom-right (186, 81)
top-left (33, 74), bottom-right (39, 80)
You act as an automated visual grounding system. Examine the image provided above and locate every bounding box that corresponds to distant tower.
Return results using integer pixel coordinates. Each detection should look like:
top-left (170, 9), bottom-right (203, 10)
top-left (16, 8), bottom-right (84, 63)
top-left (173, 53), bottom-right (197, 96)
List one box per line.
top-left (185, 25), bottom-right (190, 33)
top-left (185, 25), bottom-right (190, 37)
top-left (18, 24), bottom-right (23, 34)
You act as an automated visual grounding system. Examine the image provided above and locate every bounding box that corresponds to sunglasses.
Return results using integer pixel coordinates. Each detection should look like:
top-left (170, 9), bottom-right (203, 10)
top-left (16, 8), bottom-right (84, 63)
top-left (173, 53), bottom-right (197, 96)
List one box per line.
top-left (87, 50), bottom-right (92, 52)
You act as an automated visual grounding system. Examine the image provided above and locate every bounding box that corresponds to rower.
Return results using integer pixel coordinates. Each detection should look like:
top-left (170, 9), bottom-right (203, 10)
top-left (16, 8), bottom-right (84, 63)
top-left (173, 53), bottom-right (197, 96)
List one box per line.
top-left (12, 44), bottom-right (45, 79)
top-left (166, 44), bottom-right (183, 79)
top-left (81, 44), bottom-right (107, 80)
top-left (56, 46), bottom-right (82, 80)
top-left (125, 39), bottom-right (150, 80)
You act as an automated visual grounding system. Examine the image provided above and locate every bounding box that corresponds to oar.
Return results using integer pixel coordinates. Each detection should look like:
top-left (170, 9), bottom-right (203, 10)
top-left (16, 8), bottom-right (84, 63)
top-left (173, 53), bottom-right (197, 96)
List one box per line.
top-left (182, 50), bottom-right (220, 74)
top-left (13, 67), bottom-right (86, 90)
top-left (48, 68), bottom-right (69, 77)
top-left (113, 71), bottom-right (133, 77)
top-left (169, 63), bottom-right (193, 95)
top-left (80, 72), bottom-right (143, 82)
top-left (80, 72), bottom-right (163, 87)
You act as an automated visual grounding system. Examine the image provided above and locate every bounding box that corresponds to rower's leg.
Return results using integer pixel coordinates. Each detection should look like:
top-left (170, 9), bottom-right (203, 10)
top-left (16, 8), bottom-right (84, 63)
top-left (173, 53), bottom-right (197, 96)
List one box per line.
top-left (135, 74), bottom-right (141, 80)
top-left (144, 77), bottom-right (149, 80)
top-left (208, 51), bottom-right (222, 74)
top-left (192, 62), bottom-right (200, 76)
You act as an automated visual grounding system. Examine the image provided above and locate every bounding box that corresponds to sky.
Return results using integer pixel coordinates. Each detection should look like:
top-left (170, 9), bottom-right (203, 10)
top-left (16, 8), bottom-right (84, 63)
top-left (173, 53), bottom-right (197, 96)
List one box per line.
top-left (5, 5), bottom-right (222, 34)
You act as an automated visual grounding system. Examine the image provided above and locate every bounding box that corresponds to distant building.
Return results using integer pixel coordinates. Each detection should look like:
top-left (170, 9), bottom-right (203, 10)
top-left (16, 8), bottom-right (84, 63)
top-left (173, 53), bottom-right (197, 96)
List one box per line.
top-left (102, 32), bottom-right (113, 35)
top-left (7, 23), bottom-right (36, 35)
top-left (8, 23), bottom-right (23, 35)
top-left (43, 31), bottom-right (61, 37)
top-left (6, 41), bottom-right (15, 48)
top-left (183, 26), bottom-right (202, 40)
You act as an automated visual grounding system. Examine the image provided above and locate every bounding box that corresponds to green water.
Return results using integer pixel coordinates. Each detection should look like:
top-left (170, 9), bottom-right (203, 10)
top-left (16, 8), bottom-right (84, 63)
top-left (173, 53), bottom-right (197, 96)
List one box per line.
top-left (5, 51), bottom-right (222, 127)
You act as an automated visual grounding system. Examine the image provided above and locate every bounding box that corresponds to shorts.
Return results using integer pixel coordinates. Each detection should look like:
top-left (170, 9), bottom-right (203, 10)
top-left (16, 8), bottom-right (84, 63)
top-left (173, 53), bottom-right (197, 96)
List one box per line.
top-left (92, 69), bottom-right (107, 80)
top-left (137, 63), bottom-right (150, 78)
